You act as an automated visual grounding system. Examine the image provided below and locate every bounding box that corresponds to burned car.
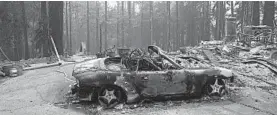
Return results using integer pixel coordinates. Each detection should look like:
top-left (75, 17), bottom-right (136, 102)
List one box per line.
top-left (71, 45), bottom-right (235, 108)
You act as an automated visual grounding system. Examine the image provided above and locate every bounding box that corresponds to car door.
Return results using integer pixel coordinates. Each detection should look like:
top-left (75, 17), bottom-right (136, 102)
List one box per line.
top-left (135, 69), bottom-right (188, 97)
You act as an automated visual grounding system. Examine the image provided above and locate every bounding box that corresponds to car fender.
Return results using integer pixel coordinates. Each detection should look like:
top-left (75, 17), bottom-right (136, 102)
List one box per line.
top-left (113, 72), bottom-right (140, 104)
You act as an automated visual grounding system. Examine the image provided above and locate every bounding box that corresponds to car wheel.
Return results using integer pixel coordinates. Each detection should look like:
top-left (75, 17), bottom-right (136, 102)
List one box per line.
top-left (98, 85), bottom-right (123, 109)
top-left (204, 78), bottom-right (226, 98)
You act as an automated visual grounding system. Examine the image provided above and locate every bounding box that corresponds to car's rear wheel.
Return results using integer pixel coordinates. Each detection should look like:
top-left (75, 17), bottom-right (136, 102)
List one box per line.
top-left (204, 77), bottom-right (226, 98)
top-left (98, 85), bottom-right (124, 109)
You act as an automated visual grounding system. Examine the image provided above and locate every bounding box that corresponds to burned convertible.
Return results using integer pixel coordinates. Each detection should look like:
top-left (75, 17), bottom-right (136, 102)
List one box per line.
top-left (71, 45), bottom-right (235, 108)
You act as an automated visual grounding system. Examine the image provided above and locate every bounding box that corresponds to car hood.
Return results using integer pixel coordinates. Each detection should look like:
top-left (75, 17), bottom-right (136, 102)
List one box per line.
top-left (72, 58), bottom-right (107, 76)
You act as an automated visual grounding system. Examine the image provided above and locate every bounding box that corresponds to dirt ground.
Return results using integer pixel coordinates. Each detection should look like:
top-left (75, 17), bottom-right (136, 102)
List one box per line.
top-left (1, 63), bottom-right (277, 115)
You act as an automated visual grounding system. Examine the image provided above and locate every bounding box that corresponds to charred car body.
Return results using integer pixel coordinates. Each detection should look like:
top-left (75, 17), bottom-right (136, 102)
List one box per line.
top-left (71, 45), bottom-right (235, 108)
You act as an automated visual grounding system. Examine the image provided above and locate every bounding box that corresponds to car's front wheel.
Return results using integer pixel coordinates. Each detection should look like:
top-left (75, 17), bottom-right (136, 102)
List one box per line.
top-left (98, 85), bottom-right (124, 109)
top-left (204, 77), bottom-right (226, 98)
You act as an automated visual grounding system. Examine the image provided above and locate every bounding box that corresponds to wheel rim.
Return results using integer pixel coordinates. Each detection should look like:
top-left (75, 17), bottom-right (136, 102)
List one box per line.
top-left (98, 86), bottom-right (122, 108)
top-left (206, 78), bottom-right (226, 96)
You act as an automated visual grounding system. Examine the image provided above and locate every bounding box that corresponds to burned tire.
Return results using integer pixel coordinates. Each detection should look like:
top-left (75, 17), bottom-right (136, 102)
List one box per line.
top-left (204, 78), bottom-right (226, 98)
top-left (98, 85), bottom-right (124, 109)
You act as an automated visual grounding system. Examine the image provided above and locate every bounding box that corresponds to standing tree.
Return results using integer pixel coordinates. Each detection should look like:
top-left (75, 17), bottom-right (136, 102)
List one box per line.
top-left (40, 1), bottom-right (49, 57)
top-left (203, 1), bottom-right (211, 41)
top-left (49, 1), bottom-right (64, 55)
top-left (140, 2), bottom-right (143, 48)
top-left (104, 1), bottom-right (107, 50)
top-left (116, 1), bottom-right (120, 47)
top-left (214, 1), bottom-right (225, 40)
top-left (186, 2), bottom-right (197, 46)
top-left (96, 1), bottom-right (99, 52)
top-left (127, 1), bottom-right (131, 47)
top-left (175, 1), bottom-right (179, 49)
top-left (263, 1), bottom-right (275, 27)
top-left (69, 1), bottom-right (72, 55)
top-left (252, 1), bottom-right (259, 26)
top-left (121, 1), bottom-right (124, 47)
top-left (86, 1), bottom-right (90, 54)
top-left (21, 1), bottom-right (29, 59)
top-left (150, 1), bottom-right (153, 45)
top-left (231, 1), bottom-right (234, 17)
top-left (65, 1), bottom-right (69, 54)
top-left (167, 1), bottom-right (170, 51)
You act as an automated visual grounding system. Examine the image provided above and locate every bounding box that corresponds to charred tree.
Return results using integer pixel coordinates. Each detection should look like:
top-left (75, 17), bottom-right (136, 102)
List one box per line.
top-left (187, 2), bottom-right (197, 46)
top-left (215, 1), bottom-right (225, 40)
top-left (200, 2), bottom-right (205, 42)
top-left (203, 1), bottom-right (211, 41)
top-left (231, 1), bottom-right (234, 17)
top-left (150, 1), bottom-right (153, 45)
top-left (263, 1), bottom-right (275, 27)
top-left (167, 1), bottom-right (170, 51)
top-left (65, 1), bottom-right (69, 54)
top-left (175, 1), bottom-right (179, 49)
top-left (96, 1), bottom-right (99, 53)
top-left (127, 1), bottom-right (131, 47)
top-left (252, 1), bottom-right (260, 26)
top-left (104, 1), bottom-right (107, 50)
top-left (121, 1), bottom-right (124, 47)
top-left (21, 1), bottom-right (29, 59)
top-left (116, 1), bottom-right (120, 47)
top-left (40, 1), bottom-right (49, 57)
top-left (86, 1), bottom-right (90, 54)
top-left (49, 1), bottom-right (64, 55)
top-left (180, 1), bottom-right (185, 47)
top-left (140, 2), bottom-right (143, 48)
top-left (69, 2), bottom-right (72, 55)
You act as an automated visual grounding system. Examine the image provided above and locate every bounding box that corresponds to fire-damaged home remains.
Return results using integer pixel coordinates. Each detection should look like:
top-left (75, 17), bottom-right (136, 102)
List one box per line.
top-left (70, 45), bottom-right (235, 108)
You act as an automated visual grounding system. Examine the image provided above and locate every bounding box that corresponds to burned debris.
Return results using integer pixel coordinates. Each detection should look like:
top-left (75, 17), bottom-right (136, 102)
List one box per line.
top-left (68, 22), bottom-right (277, 110)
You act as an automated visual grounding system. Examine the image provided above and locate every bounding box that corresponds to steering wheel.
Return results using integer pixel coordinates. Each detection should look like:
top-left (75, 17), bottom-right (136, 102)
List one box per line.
top-left (129, 48), bottom-right (144, 59)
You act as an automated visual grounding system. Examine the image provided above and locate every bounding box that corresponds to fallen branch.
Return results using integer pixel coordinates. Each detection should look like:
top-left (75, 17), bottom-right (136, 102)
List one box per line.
top-left (23, 63), bottom-right (61, 71)
top-left (242, 60), bottom-right (277, 75)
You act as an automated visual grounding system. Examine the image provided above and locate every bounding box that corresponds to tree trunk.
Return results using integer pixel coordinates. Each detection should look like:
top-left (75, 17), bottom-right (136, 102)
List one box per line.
top-left (200, 2), bottom-right (205, 42)
top-left (215, 1), bottom-right (225, 40)
top-left (167, 1), bottom-right (170, 51)
top-left (241, 2), bottom-right (245, 33)
top-left (262, 1), bottom-right (275, 27)
top-left (140, 2), bottom-right (143, 48)
top-left (187, 2), bottom-right (196, 46)
top-left (231, 1), bottom-right (234, 17)
top-left (49, 1), bottom-right (64, 55)
top-left (96, 1), bottom-right (99, 53)
top-left (86, 1), bottom-right (90, 54)
top-left (41, 1), bottom-right (49, 57)
top-left (21, 1), bottom-right (29, 59)
top-left (175, 1), bottom-right (179, 50)
top-left (221, 2), bottom-right (226, 38)
top-left (69, 2), bottom-right (72, 55)
top-left (121, 1), bottom-right (124, 47)
top-left (132, 2), bottom-right (135, 46)
top-left (252, 1), bottom-right (259, 26)
top-left (180, 1), bottom-right (185, 47)
top-left (65, 1), bottom-right (69, 55)
top-left (150, 1), bottom-right (153, 45)
top-left (104, 1), bottom-right (107, 50)
top-left (215, 2), bottom-right (220, 40)
top-left (116, 1), bottom-right (120, 47)
top-left (100, 23), bottom-right (102, 52)
top-left (127, 1), bottom-right (131, 48)
top-left (203, 1), bottom-right (211, 41)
